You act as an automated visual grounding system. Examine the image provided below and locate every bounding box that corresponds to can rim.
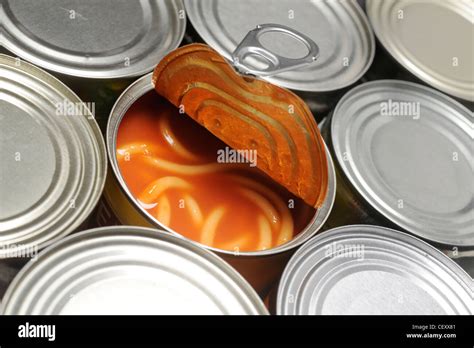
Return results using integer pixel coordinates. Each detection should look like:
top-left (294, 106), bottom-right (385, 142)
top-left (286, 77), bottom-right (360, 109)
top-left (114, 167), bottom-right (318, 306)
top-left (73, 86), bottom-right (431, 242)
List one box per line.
top-left (276, 224), bottom-right (474, 315)
top-left (106, 72), bottom-right (336, 257)
top-left (1, 226), bottom-right (268, 315)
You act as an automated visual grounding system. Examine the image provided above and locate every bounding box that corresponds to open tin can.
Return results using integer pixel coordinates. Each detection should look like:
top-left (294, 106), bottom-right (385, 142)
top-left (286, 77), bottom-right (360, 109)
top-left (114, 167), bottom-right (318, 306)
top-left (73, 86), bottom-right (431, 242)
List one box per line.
top-left (1, 226), bottom-right (267, 314)
top-left (98, 25), bottom-right (336, 296)
top-left (0, 54), bottom-right (106, 261)
top-left (276, 225), bottom-right (473, 315)
top-left (0, 0), bottom-right (187, 130)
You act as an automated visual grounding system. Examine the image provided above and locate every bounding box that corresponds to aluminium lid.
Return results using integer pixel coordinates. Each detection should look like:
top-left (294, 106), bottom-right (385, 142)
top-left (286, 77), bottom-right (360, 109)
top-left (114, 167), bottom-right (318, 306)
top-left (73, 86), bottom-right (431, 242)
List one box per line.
top-left (0, 0), bottom-right (186, 79)
top-left (184, 0), bottom-right (375, 92)
top-left (277, 225), bottom-right (473, 315)
top-left (366, 0), bottom-right (474, 102)
top-left (1, 226), bottom-right (268, 315)
top-left (0, 54), bottom-right (106, 256)
top-left (331, 80), bottom-right (474, 246)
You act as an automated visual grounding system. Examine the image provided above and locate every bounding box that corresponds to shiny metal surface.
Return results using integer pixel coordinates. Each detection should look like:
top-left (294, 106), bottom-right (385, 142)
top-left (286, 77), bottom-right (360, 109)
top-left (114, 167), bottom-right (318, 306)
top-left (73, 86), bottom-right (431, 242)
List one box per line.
top-left (277, 225), bottom-right (474, 315)
top-left (232, 24), bottom-right (319, 77)
top-left (0, 0), bottom-right (186, 78)
top-left (366, 0), bottom-right (473, 101)
top-left (330, 80), bottom-right (473, 246)
top-left (185, 0), bottom-right (374, 92)
top-left (1, 226), bottom-right (268, 315)
top-left (0, 54), bottom-right (106, 256)
top-left (106, 73), bottom-right (336, 257)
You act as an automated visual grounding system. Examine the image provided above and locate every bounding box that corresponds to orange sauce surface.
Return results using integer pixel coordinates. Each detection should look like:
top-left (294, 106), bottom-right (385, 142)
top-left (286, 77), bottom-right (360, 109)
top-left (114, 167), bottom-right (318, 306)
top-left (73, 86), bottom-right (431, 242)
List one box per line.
top-left (117, 92), bottom-right (314, 252)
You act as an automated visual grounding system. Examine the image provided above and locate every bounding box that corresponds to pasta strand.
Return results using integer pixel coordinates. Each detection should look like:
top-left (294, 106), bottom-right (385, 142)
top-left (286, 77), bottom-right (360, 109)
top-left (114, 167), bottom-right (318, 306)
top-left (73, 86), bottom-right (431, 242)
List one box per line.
top-left (117, 143), bottom-right (160, 160)
top-left (156, 195), bottom-right (171, 226)
top-left (257, 215), bottom-right (272, 250)
top-left (159, 116), bottom-right (199, 161)
top-left (229, 175), bottom-right (294, 246)
top-left (237, 188), bottom-right (280, 228)
top-left (143, 156), bottom-right (248, 176)
top-left (200, 207), bottom-right (226, 246)
top-left (184, 194), bottom-right (204, 226)
top-left (138, 176), bottom-right (192, 205)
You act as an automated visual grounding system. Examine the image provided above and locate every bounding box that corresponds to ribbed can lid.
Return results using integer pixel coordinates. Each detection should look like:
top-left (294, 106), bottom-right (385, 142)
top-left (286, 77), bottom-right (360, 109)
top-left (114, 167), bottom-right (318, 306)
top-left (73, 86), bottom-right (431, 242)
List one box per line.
top-left (1, 226), bottom-right (268, 314)
top-left (0, 0), bottom-right (186, 79)
top-left (330, 80), bottom-right (473, 246)
top-left (0, 54), bottom-right (106, 256)
top-left (277, 225), bottom-right (473, 315)
top-left (184, 0), bottom-right (374, 92)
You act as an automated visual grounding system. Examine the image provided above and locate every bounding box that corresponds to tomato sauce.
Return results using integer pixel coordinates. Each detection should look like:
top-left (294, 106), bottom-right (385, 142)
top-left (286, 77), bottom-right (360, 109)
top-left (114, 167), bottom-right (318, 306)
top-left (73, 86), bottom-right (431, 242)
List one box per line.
top-left (117, 92), bottom-right (314, 252)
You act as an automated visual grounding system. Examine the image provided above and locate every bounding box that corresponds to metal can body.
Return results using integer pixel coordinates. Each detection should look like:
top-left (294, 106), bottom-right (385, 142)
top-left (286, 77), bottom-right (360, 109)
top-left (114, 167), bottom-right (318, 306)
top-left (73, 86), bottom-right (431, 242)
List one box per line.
top-left (101, 73), bottom-right (336, 296)
top-left (0, 54), bottom-right (106, 259)
top-left (1, 226), bottom-right (268, 315)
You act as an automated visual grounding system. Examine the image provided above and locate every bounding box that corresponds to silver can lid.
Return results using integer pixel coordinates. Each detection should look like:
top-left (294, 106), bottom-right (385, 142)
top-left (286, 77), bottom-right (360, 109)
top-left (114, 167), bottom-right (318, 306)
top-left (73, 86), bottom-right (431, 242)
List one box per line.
top-left (366, 0), bottom-right (473, 101)
top-left (0, 54), bottom-right (106, 257)
top-left (277, 225), bottom-right (473, 315)
top-left (1, 226), bottom-right (268, 314)
top-left (0, 0), bottom-right (186, 79)
top-left (184, 0), bottom-right (374, 92)
top-left (331, 80), bottom-right (473, 246)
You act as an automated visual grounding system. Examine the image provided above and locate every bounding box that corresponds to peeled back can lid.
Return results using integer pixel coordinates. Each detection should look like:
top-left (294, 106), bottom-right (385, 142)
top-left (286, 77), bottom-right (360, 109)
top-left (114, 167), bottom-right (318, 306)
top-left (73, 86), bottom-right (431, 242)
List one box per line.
top-left (366, 0), bottom-right (473, 102)
top-left (184, 0), bottom-right (375, 92)
top-left (0, 0), bottom-right (186, 79)
top-left (277, 225), bottom-right (473, 315)
top-left (1, 226), bottom-right (268, 315)
top-left (0, 54), bottom-right (106, 256)
top-left (330, 80), bottom-right (473, 246)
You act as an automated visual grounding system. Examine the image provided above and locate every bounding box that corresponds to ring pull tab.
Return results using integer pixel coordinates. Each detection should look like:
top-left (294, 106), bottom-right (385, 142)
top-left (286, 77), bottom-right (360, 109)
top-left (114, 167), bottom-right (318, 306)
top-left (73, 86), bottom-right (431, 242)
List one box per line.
top-left (231, 24), bottom-right (319, 77)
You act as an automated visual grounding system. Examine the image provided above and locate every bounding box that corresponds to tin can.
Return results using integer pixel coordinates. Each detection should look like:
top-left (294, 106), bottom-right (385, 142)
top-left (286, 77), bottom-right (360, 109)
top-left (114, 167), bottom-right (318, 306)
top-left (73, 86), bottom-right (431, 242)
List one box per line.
top-left (0, 0), bottom-right (187, 130)
top-left (365, 0), bottom-right (473, 109)
top-left (0, 54), bottom-right (106, 260)
top-left (276, 225), bottom-right (473, 315)
top-left (321, 80), bottom-right (474, 248)
top-left (1, 226), bottom-right (268, 314)
top-left (183, 0), bottom-right (375, 119)
top-left (99, 72), bottom-right (336, 296)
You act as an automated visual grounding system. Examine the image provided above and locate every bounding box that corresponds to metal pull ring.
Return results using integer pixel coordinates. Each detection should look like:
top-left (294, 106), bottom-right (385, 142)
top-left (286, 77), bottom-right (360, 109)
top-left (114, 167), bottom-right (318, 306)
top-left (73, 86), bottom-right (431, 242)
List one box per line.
top-left (231, 24), bottom-right (320, 77)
